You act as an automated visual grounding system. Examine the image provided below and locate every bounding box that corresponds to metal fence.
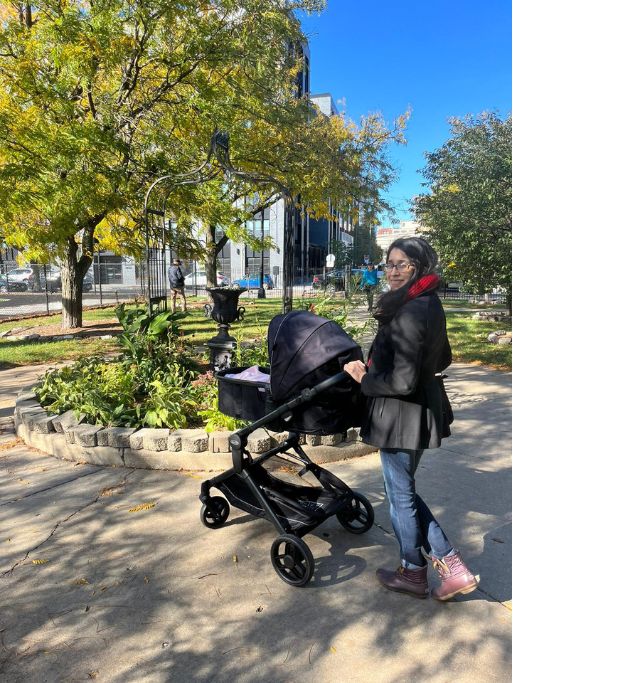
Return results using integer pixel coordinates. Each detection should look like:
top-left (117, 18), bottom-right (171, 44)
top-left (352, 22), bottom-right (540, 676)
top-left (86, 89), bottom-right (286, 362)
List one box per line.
top-left (0, 260), bottom-right (506, 320)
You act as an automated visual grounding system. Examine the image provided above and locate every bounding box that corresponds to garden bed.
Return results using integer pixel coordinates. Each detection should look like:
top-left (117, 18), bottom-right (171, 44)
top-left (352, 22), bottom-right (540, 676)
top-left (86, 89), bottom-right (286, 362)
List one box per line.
top-left (13, 389), bottom-right (374, 472)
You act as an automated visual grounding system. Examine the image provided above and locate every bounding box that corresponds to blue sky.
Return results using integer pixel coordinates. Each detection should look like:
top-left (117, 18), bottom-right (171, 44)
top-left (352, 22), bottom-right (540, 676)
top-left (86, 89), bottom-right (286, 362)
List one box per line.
top-left (299, 1), bottom-right (512, 224)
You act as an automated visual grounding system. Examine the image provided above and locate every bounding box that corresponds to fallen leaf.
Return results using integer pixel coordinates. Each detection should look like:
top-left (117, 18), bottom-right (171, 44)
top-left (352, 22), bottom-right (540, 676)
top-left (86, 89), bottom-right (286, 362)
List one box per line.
top-left (128, 502), bottom-right (156, 512)
top-left (0, 438), bottom-right (22, 451)
top-left (330, 646), bottom-right (336, 653)
top-left (232, 554), bottom-right (238, 563)
top-left (32, 558), bottom-right (48, 565)
top-left (256, 606), bottom-right (263, 613)
top-left (100, 485), bottom-right (124, 497)
top-left (72, 577), bottom-right (90, 585)
top-left (144, 576), bottom-right (150, 584)
top-left (88, 671), bottom-right (98, 679)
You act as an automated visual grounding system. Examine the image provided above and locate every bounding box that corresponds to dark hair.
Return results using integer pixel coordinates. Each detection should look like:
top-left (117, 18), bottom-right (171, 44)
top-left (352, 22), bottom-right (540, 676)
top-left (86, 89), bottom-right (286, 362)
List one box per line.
top-left (374, 237), bottom-right (439, 321)
top-left (172, 259), bottom-right (181, 266)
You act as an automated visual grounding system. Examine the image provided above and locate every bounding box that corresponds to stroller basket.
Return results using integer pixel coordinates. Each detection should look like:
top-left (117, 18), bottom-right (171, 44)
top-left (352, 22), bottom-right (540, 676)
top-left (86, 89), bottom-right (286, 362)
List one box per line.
top-left (216, 461), bottom-right (350, 534)
top-left (216, 366), bottom-right (272, 422)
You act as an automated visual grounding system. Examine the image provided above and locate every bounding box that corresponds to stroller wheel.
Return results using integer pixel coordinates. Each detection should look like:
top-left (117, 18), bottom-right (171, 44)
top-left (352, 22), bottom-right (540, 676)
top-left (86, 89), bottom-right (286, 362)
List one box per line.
top-left (270, 534), bottom-right (314, 587)
top-left (200, 497), bottom-right (230, 529)
top-left (336, 491), bottom-right (374, 534)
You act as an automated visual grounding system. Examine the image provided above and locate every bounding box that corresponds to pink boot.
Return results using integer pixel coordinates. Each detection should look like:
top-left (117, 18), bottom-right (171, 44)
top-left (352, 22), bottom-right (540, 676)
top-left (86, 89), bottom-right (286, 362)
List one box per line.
top-left (431, 552), bottom-right (479, 601)
top-left (376, 565), bottom-right (429, 598)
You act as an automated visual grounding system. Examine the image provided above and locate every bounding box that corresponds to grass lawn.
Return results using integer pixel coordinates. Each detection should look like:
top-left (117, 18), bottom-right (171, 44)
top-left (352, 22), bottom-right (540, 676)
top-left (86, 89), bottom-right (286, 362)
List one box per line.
top-left (445, 311), bottom-right (511, 371)
top-left (0, 297), bottom-right (339, 369)
top-left (0, 296), bottom-right (511, 371)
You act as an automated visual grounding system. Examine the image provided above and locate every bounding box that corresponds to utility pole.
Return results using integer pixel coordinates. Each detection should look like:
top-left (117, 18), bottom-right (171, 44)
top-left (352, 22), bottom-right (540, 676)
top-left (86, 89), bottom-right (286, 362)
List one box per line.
top-left (257, 209), bottom-right (266, 299)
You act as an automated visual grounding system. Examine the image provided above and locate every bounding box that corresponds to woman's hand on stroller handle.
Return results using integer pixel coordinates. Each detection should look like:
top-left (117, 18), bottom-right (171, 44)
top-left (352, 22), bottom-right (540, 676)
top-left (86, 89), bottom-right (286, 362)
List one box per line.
top-left (344, 360), bottom-right (367, 384)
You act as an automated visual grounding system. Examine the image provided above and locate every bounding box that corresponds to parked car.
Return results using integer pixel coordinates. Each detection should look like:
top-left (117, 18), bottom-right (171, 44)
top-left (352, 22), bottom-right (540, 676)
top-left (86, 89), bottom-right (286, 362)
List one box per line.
top-left (184, 270), bottom-right (229, 288)
top-left (232, 274), bottom-right (274, 290)
top-left (43, 266), bottom-right (61, 292)
top-left (0, 274), bottom-right (28, 292)
top-left (82, 269), bottom-right (94, 292)
top-left (6, 267), bottom-right (34, 286)
top-left (22, 266), bottom-right (93, 293)
top-left (6, 266), bottom-right (51, 291)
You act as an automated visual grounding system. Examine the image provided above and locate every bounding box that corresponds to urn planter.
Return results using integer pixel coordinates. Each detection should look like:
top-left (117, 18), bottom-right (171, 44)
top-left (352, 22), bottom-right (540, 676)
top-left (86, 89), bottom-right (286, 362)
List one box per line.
top-left (204, 287), bottom-right (246, 370)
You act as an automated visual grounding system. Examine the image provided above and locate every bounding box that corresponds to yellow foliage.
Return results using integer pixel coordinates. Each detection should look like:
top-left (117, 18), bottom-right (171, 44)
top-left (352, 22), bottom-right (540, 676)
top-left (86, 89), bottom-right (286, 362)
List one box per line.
top-left (128, 502), bottom-right (157, 512)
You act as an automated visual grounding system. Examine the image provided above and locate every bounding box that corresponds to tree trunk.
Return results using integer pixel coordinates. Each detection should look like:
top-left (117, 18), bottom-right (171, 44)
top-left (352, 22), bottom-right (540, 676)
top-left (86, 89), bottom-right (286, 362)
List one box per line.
top-left (31, 263), bottom-right (43, 292)
top-left (60, 236), bottom-right (91, 329)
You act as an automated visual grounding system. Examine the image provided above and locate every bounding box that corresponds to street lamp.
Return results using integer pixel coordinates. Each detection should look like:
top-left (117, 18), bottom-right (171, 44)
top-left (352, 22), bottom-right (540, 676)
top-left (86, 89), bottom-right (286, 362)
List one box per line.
top-left (257, 209), bottom-right (266, 299)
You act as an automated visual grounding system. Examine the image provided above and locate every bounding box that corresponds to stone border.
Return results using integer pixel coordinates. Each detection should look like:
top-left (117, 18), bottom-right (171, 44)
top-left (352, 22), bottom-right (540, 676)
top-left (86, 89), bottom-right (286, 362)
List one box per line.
top-left (13, 390), bottom-right (376, 472)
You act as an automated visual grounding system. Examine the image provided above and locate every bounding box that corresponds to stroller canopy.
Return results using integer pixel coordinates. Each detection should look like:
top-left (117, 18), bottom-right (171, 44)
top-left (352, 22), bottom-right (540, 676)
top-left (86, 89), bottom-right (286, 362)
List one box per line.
top-left (268, 310), bottom-right (361, 402)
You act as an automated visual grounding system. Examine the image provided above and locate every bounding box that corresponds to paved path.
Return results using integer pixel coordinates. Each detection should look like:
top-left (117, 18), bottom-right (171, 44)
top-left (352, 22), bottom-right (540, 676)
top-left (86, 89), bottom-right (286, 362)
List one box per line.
top-left (0, 357), bottom-right (511, 682)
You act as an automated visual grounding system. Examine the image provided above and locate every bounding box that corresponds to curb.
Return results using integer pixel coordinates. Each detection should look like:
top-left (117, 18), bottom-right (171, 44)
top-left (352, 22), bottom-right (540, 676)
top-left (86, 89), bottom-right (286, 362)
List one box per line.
top-left (13, 391), bottom-right (377, 472)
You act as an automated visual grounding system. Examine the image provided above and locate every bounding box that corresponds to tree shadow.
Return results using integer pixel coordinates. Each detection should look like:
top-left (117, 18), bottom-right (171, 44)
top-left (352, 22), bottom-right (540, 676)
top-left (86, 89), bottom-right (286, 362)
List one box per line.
top-left (0, 362), bottom-right (511, 681)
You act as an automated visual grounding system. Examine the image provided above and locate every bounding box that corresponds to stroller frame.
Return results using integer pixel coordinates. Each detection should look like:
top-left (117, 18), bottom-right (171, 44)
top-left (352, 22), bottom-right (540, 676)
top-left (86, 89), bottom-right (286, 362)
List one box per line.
top-left (199, 372), bottom-right (374, 586)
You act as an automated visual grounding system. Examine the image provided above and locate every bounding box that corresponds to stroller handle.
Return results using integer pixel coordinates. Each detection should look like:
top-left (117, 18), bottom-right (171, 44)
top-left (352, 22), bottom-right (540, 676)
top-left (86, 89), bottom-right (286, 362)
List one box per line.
top-left (305, 370), bottom-right (350, 397)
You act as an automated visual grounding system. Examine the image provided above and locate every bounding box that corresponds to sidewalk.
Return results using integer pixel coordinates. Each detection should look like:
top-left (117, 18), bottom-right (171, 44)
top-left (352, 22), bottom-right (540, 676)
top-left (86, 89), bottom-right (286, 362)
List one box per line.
top-left (0, 353), bottom-right (511, 682)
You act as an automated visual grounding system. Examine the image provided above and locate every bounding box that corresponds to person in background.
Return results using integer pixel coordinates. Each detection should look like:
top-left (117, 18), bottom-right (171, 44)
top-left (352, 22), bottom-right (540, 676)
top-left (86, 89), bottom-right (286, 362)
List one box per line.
top-left (168, 259), bottom-right (187, 312)
top-left (360, 262), bottom-right (379, 312)
top-left (344, 236), bottom-right (479, 601)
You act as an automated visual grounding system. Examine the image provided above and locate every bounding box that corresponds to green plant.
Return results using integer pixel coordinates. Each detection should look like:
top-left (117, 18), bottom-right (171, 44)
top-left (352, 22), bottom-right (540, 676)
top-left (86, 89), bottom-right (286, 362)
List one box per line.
top-left (35, 357), bottom-right (138, 426)
top-left (34, 305), bottom-right (203, 428)
top-left (192, 372), bottom-right (244, 432)
top-left (308, 287), bottom-right (373, 343)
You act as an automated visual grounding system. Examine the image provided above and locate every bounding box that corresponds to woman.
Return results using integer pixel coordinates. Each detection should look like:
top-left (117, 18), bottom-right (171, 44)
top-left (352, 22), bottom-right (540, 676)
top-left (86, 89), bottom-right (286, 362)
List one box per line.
top-left (344, 237), bottom-right (478, 601)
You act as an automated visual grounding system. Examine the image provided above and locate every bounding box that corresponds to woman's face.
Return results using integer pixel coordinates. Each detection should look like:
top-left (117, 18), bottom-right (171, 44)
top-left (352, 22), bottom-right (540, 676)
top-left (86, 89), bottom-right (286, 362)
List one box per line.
top-left (386, 247), bottom-right (415, 291)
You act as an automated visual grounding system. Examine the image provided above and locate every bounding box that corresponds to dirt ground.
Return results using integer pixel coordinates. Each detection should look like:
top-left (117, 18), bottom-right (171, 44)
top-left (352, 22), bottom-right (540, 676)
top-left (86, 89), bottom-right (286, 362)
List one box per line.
top-left (5, 317), bottom-right (122, 339)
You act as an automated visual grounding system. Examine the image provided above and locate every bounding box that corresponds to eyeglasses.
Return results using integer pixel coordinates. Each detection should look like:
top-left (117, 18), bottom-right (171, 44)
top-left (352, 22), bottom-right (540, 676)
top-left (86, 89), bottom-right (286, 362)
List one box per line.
top-left (385, 261), bottom-right (413, 272)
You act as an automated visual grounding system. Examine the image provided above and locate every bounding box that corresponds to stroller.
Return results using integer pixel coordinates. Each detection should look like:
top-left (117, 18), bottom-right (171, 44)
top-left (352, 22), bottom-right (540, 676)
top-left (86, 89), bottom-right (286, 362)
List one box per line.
top-left (199, 310), bottom-right (375, 587)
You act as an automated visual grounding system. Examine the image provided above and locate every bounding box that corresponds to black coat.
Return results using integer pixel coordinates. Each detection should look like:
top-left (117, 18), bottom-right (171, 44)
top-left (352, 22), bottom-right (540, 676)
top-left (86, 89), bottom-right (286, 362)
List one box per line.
top-left (360, 291), bottom-right (453, 451)
top-left (168, 265), bottom-right (185, 288)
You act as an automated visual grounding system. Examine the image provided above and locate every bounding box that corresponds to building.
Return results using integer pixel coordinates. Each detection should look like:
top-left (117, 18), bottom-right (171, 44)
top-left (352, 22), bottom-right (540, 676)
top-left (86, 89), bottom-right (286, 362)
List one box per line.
top-left (375, 220), bottom-right (423, 257)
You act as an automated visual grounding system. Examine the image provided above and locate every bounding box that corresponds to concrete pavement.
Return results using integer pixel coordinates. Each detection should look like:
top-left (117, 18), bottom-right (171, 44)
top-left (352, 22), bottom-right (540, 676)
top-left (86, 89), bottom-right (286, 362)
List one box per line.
top-left (0, 358), bottom-right (511, 682)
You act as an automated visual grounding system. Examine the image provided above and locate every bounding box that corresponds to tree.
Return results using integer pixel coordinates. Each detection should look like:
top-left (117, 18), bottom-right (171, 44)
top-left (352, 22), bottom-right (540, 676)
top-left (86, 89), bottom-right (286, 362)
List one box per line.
top-left (0, 0), bottom-right (326, 327)
top-left (352, 214), bottom-right (382, 266)
top-left (413, 112), bottom-right (512, 309)
top-left (175, 82), bottom-right (407, 290)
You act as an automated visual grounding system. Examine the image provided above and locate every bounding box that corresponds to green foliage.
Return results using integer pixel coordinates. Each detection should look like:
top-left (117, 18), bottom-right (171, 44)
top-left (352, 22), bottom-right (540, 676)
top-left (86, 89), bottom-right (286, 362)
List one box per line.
top-left (445, 311), bottom-right (511, 371)
top-left (115, 304), bottom-right (187, 339)
top-left (352, 220), bottom-right (383, 265)
top-left (308, 285), bottom-right (376, 342)
top-left (34, 303), bottom-right (201, 428)
top-left (0, 1), bottom-right (405, 329)
top-left (193, 373), bottom-right (244, 432)
top-left (33, 302), bottom-right (257, 430)
top-left (414, 112), bottom-right (511, 302)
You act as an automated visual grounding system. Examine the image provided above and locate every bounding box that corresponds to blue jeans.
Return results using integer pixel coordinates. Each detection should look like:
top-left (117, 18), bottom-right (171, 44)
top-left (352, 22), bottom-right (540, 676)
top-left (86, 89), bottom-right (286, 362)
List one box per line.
top-left (380, 449), bottom-right (454, 569)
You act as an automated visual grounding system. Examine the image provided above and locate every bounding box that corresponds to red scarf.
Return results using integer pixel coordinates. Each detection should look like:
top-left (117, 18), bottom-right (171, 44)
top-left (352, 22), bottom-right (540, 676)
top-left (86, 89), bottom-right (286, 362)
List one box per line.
top-left (405, 273), bottom-right (440, 300)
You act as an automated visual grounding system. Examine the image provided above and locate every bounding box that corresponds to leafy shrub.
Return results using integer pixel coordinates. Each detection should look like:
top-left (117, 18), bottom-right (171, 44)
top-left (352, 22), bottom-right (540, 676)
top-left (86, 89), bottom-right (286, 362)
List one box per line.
top-left (34, 304), bottom-right (253, 431)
